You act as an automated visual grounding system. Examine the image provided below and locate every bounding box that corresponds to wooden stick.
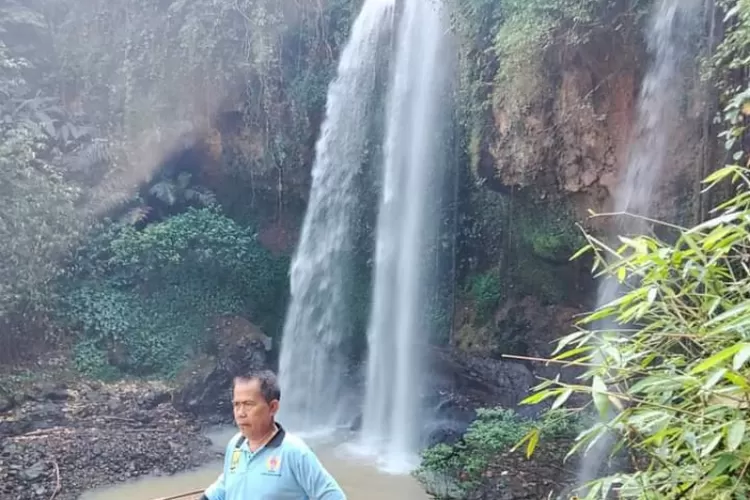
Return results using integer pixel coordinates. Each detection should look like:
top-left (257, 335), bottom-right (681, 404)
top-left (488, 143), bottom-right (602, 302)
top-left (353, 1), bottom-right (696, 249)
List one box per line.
top-left (49, 460), bottom-right (61, 500)
top-left (151, 489), bottom-right (204, 500)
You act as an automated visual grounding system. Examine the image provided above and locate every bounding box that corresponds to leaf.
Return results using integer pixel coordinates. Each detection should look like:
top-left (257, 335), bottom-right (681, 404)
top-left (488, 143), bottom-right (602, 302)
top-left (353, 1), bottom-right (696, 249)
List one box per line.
top-left (553, 345), bottom-right (591, 361)
top-left (708, 453), bottom-right (742, 479)
top-left (724, 371), bottom-right (750, 390)
top-left (733, 343), bottom-right (750, 371)
top-left (525, 428), bottom-right (539, 459)
top-left (592, 375), bottom-right (610, 419)
top-left (705, 301), bottom-right (750, 327)
top-left (570, 245), bottom-right (592, 262)
top-left (629, 375), bottom-right (662, 394)
top-left (551, 388), bottom-right (573, 411)
top-left (608, 393), bottom-right (624, 411)
top-left (726, 420), bottom-right (745, 451)
top-left (705, 369), bottom-right (727, 391)
top-left (552, 330), bottom-right (589, 355)
top-left (702, 433), bottom-right (722, 457)
top-left (520, 390), bottom-right (556, 406)
top-left (724, 5), bottom-right (739, 22)
top-left (617, 265), bottom-right (627, 282)
top-left (691, 344), bottom-right (743, 375)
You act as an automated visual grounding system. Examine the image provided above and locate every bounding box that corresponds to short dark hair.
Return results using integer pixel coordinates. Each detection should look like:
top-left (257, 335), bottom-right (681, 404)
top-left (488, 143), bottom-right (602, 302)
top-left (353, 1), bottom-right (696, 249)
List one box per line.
top-left (233, 369), bottom-right (281, 403)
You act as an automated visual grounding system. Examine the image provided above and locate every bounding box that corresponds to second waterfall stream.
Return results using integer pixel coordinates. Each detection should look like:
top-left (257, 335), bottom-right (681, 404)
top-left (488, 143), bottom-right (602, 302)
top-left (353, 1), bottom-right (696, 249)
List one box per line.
top-left (277, 0), bottom-right (452, 473)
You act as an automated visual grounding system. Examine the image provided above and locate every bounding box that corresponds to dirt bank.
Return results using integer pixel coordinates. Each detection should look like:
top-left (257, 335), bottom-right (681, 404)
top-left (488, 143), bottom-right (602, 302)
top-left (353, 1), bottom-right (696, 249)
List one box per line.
top-left (0, 370), bottom-right (219, 500)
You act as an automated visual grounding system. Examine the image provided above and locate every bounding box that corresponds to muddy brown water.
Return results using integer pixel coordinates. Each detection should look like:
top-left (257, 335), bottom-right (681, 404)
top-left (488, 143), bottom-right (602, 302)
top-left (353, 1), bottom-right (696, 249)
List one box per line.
top-left (80, 428), bottom-right (429, 500)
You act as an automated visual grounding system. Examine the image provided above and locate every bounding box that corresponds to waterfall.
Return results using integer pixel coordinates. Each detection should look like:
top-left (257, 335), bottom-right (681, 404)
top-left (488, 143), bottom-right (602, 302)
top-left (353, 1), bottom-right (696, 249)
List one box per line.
top-left (360, 0), bottom-right (450, 472)
top-left (277, 0), bottom-right (395, 433)
top-left (577, 0), bottom-right (705, 489)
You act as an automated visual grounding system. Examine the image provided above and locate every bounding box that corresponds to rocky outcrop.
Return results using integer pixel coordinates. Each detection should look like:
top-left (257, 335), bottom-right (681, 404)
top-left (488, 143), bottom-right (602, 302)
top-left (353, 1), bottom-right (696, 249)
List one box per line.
top-left (483, 22), bottom-right (706, 227)
top-left (429, 347), bottom-right (537, 412)
top-left (172, 315), bottom-right (272, 420)
top-left (422, 346), bottom-right (541, 447)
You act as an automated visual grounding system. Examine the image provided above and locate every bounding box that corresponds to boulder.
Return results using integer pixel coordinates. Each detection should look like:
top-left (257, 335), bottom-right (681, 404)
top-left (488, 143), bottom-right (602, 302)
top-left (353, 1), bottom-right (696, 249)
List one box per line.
top-left (137, 389), bottom-right (171, 410)
top-left (172, 316), bottom-right (271, 418)
top-left (429, 346), bottom-right (537, 412)
top-left (34, 382), bottom-right (70, 402)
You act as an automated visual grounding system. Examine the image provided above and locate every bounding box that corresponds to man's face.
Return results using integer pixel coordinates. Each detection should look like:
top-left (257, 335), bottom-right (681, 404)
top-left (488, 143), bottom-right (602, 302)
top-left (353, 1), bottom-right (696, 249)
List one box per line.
top-left (232, 378), bottom-right (279, 438)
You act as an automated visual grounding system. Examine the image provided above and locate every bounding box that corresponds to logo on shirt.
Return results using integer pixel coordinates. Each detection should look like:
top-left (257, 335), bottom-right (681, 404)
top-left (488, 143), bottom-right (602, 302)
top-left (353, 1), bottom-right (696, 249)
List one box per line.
top-left (265, 455), bottom-right (282, 474)
top-left (229, 449), bottom-right (241, 473)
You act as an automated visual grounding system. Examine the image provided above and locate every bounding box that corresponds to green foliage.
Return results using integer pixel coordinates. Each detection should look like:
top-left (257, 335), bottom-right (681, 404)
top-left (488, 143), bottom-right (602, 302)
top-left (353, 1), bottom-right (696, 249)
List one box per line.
top-left (510, 195), bottom-right (585, 303)
top-left (519, 167), bottom-right (750, 498)
top-left (525, 219), bottom-right (584, 263)
top-left (72, 338), bottom-right (120, 381)
top-left (416, 408), bottom-right (583, 498)
top-left (462, 189), bottom-right (584, 315)
top-left (467, 270), bottom-right (503, 322)
top-left (59, 208), bottom-right (288, 377)
top-left (714, 0), bottom-right (750, 159)
top-left (0, 117), bottom-right (83, 318)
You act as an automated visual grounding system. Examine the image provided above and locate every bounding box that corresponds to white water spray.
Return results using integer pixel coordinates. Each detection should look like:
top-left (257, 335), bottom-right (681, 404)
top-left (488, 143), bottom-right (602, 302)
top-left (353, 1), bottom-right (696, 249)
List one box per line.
top-left (360, 0), bottom-right (450, 473)
top-left (277, 0), bottom-right (395, 433)
top-left (578, 0), bottom-right (704, 489)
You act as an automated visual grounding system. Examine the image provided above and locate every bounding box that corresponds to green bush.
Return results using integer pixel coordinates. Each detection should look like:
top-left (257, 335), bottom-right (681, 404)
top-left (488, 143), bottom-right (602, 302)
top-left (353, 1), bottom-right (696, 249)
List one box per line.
top-left (58, 207), bottom-right (288, 377)
top-left (415, 408), bottom-right (583, 498)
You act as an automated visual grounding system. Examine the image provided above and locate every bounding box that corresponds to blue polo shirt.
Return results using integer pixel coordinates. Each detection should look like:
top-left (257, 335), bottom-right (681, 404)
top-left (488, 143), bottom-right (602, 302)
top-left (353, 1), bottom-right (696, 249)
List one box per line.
top-left (204, 424), bottom-right (346, 500)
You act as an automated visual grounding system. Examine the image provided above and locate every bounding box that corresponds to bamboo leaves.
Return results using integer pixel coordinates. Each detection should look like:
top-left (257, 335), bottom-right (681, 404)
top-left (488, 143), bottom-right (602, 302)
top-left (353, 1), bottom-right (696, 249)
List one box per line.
top-left (516, 158), bottom-right (750, 498)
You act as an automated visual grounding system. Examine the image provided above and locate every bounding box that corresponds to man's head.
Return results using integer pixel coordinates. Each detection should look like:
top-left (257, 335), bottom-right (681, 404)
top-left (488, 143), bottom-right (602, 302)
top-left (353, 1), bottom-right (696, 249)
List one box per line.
top-left (232, 369), bottom-right (281, 439)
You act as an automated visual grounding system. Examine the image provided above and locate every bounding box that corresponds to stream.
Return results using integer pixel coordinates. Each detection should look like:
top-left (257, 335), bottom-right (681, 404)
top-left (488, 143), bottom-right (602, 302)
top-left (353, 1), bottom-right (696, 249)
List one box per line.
top-left (80, 427), bottom-right (429, 500)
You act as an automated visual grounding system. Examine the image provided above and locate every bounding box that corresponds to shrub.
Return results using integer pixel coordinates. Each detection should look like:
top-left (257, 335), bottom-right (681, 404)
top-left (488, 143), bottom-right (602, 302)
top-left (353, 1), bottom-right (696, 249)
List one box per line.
top-left (416, 408), bottom-right (583, 498)
top-left (59, 207), bottom-right (288, 377)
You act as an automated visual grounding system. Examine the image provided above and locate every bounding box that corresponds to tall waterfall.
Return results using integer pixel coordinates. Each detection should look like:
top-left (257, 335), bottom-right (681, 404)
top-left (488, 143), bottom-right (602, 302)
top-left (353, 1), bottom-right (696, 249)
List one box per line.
top-left (277, 0), bottom-right (394, 433)
top-left (578, 0), bottom-right (704, 488)
top-left (360, 0), bottom-right (449, 471)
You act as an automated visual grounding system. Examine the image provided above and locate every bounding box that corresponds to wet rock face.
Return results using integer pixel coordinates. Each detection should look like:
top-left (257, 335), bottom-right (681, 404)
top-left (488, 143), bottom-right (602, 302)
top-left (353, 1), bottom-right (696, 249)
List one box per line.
top-left (429, 347), bottom-right (537, 411)
top-left (172, 316), bottom-right (271, 420)
top-left (0, 380), bottom-right (218, 500)
top-left (422, 346), bottom-right (538, 448)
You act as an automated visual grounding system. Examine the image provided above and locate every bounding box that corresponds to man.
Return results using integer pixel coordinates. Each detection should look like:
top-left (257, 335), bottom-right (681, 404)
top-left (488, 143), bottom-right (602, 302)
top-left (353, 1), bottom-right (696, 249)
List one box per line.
top-left (201, 369), bottom-right (346, 500)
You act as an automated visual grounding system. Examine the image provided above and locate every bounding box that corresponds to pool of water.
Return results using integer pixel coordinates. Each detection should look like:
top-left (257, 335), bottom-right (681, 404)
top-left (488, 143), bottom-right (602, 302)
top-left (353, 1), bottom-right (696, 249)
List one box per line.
top-left (80, 427), bottom-right (429, 500)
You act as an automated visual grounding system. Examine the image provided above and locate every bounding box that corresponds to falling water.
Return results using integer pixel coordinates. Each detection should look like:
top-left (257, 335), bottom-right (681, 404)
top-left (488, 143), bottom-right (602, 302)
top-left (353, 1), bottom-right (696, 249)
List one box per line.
top-left (277, 0), bottom-right (395, 433)
top-left (577, 0), bottom-right (704, 489)
top-left (360, 0), bottom-right (450, 472)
